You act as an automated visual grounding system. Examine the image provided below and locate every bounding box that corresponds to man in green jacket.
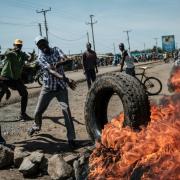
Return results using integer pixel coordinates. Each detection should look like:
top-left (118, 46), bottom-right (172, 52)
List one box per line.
top-left (1, 39), bottom-right (32, 121)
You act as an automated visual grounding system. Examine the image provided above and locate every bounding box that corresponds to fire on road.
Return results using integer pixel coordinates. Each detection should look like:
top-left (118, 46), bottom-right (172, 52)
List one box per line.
top-left (88, 66), bottom-right (180, 179)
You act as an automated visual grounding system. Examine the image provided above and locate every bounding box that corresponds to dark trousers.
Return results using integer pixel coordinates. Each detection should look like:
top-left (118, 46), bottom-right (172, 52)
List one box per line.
top-left (4, 79), bottom-right (28, 115)
top-left (0, 80), bottom-right (9, 101)
top-left (126, 67), bottom-right (135, 77)
top-left (85, 69), bottom-right (96, 89)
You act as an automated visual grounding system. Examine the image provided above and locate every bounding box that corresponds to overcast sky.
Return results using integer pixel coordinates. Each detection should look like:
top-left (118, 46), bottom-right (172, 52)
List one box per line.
top-left (0, 0), bottom-right (180, 54)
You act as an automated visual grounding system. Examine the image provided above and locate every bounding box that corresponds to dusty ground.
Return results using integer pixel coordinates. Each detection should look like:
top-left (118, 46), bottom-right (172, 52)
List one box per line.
top-left (0, 62), bottom-right (173, 179)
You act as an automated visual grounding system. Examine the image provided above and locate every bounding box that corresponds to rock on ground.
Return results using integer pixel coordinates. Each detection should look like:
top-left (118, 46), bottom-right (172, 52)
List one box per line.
top-left (48, 154), bottom-right (73, 180)
top-left (18, 151), bottom-right (44, 176)
top-left (14, 147), bottom-right (30, 168)
top-left (0, 145), bottom-right (14, 169)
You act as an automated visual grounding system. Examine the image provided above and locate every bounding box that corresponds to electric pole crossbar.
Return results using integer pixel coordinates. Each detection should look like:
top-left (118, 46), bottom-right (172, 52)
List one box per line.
top-left (123, 30), bottom-right (131, 53)
top-left (36, 8), bottom-right (51, 41)
top-left (86, 15), bottom-right (97, 51)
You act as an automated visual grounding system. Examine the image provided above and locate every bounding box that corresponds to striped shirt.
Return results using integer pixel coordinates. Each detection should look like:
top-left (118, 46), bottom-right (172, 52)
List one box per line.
top-left (37, 47), bottom-right (67, 90)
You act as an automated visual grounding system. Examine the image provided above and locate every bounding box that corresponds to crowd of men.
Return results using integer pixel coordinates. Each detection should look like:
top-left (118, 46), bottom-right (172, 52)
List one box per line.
top-left (0, 38), bottom-right (134, 149)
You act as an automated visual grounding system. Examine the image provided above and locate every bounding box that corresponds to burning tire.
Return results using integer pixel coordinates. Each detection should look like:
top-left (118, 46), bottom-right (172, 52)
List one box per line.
top-left (85, 73), bottom-right (150, 141)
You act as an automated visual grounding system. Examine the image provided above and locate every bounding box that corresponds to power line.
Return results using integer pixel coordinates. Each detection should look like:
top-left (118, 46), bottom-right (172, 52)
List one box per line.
top-left (36, 8), bottom-right (51, 41)
top-left (11, 0), bottom-right (80, 22)
top-left (123, 30), bottom-right (132, 52)
top-left (0, 20), bottom-right (36, 27)
top-left (86, 15), bottom-right (97, 52)
top-left (11, 0), bottom-right (50, 11)
top-left (21, 0), bottom-right (51, 10)
top-left (49, 31), bottom-right (86, 42)
top-left (96, 40), bottom-right (114, 52)
top-left (9, 0), bottom-right (37, 10)
top-left (1, 15), bottom-right (38, 22)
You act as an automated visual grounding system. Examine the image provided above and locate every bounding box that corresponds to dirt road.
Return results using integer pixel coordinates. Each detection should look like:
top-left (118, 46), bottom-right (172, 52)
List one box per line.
top-left (0, 61), bottom-right (173, 144)
top-left (0, 61), bottom-right (174, 179)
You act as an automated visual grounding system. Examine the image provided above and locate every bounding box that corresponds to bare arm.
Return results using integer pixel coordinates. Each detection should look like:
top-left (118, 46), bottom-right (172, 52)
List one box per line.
top-left (56, 55), bottom-right (72, 68)
top-left (48, 65), bottom-right (76, 90)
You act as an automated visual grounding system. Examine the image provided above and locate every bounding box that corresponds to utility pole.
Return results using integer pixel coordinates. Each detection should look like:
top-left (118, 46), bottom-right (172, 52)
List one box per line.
top-left (86, 15), bottom-right (97, 51)
top-left (123, 30), bottom-right (131, 53)
top-left (38, 23), bottom-right (42, 36)
top-left (144, 43), bottom-right (146, 53)
top-left (87, 32), bottom-right (90, 43)
top-left (113, 43), bottom-right (116, 55)
top-left (153, 38), bottom-right (159, 54)
top-left (153, 38), bottom-right (158, 48)
top-left (36, 8), bottom-right (51, 41)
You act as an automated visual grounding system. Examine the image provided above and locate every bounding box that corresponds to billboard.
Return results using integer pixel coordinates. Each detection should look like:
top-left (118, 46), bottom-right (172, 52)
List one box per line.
top-left (162, 35), bottom-right (175, 52)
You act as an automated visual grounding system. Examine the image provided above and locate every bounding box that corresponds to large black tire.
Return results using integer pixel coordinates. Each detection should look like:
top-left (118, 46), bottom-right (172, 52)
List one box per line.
top-left (84, 73), bottom-right (150, 141)
top-left (143, 77), bottom-right (162, 96)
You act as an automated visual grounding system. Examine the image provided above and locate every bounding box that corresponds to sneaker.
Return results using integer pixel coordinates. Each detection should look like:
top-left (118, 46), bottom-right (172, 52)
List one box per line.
top-left (27, 126), bottom-right (40, 136)
top-left (18, 113), bottom-right (33, 122)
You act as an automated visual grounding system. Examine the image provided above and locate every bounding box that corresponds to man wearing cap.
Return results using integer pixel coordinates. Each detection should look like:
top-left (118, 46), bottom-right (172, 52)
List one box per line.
top-left (28, 36), bottom-right (77, 149)
top-left (0, 39), bottom-right (32, 121)
top-left (83, 42), bottom-right (98, 89)
top-left (119, 43), bottom-right (135, 76)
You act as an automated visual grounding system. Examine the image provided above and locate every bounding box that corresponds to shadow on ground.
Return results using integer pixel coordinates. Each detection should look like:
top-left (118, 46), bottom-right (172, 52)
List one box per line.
top-left (14, 133), bottom-right (93, 154)
top-left (43, 116), bottom-right (85, 126)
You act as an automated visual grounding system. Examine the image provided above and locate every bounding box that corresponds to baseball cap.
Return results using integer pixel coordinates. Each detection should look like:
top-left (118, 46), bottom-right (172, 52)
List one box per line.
top-left (14, 39), bottom-right (23, 45)
top-left (34, 36), bottom-right (47, 45)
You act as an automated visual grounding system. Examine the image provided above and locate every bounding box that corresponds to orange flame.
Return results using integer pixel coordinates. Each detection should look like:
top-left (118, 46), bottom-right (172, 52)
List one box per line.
top-left (88, 68), bottom-right (180, 179)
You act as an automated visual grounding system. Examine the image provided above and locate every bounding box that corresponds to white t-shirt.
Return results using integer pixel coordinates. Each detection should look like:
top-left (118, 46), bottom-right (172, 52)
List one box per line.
top-left (123, 50), bottom-right (134, 68)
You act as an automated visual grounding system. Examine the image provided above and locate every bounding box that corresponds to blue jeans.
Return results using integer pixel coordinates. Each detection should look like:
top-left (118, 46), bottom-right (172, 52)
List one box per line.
top-left (34, 87), bottom-right (75, 140)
